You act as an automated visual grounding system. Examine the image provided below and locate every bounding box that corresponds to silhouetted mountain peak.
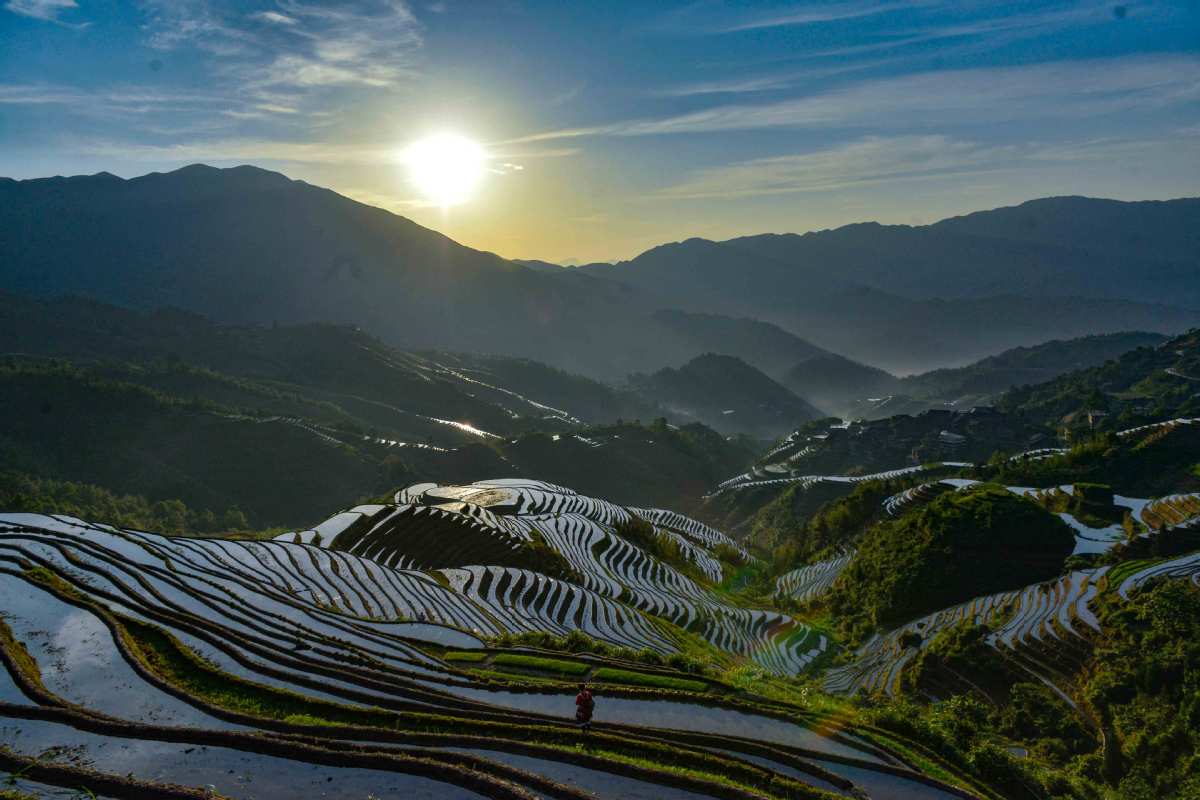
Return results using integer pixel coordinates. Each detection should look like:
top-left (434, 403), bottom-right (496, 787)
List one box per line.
top-left (629, 352), bottom-right (823, 438)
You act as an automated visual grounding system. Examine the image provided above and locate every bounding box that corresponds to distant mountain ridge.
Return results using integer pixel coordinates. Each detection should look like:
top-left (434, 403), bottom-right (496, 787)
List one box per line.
top-left (784, 331), bottom-right (1170, 419)
top-left (0, 165), bottom-right (820, 381)
top-left (783, 353), bottom-right (899, 413)
top-left (2, 164), bottom-right (1196, 378)
top-left (579, 196), bottom-right (1200, 372)
top-left (629, 353), bottom-right (824, 438)
top-left (725, 196), bottom-right (1200, 305)
top-left (901, 331), bottom-right (1168, 399)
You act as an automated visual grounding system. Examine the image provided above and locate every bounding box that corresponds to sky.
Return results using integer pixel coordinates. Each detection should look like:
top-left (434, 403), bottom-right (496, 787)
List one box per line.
top-left (1, 1), bottom-right (1198, 263)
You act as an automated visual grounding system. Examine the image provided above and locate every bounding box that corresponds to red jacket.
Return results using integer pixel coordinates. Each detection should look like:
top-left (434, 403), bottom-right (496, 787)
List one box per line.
top-left (575, 689), bottom-right (594, 720)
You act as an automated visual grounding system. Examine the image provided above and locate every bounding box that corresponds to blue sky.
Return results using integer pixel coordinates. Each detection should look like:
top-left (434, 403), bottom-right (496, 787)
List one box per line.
top-left (1, 1), bottom-right (1198, 261)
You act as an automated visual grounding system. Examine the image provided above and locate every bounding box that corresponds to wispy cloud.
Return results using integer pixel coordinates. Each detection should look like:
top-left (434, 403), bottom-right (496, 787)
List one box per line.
top-left (653, 59), bottom-right (893, 98)
top-left (658, 0), bottom-right (1131, 50)
top-left (74, 136), bottom-right (397, 166)
top-left (550, 83), bottom-right (585, 106)
top-left (251, 10), bottom-right (297, 26)
top-left (659, 135), bottom-right (1016, 199)
top-left (486, 143), bottom-right (581, 160)
top-left (651, 0), bottom-right (925, 36)
top-left (657, 132), bottom-right (1200, 200)
top-left (0, 82), bottom-right (314, 129)
top-left (3, 2), bottom-right (426, 136)
top-left (653, 74), bottom-right (797, 98)
top-left (0, 84), bottom-right (230, 114)
top-left (5, 0), bottom-right (86, 26)
top-left (70, 133), bottom-right (581, 171)
top-left (141, 0), bottom-right (423, 91)
top-left (140, 1), bottom-right (257, 55)
top-left (716, 0), bottom-right (926, 34)
top-left (515, 54), bottom-right (1200, 141)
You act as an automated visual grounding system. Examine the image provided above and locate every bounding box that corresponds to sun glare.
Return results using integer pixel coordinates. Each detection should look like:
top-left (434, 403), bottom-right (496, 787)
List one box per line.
top-left (403, 133), bottom-right (485, 207)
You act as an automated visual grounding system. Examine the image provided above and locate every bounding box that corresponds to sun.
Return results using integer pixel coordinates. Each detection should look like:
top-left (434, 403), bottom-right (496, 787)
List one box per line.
top-left (403, 133), bottom-right (486, 207)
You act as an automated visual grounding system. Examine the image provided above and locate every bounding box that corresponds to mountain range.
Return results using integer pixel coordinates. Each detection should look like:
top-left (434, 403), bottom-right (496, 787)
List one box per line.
top-left (574, 197), bottom-right (1199, 372)
top-left (3, 164), bottom-right (1196, 380)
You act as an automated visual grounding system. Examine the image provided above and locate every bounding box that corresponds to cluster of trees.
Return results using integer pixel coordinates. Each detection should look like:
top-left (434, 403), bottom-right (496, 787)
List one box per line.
top-left (863, 691), bottom-right (1084, 799)
top-left (827, 484), bottom-right (1074, 639)
top-left (1083, 579), bottom-right (1200, 798)
top-left (752, 479), bottom-right (898, 566)
top-left (0, 472), bottom-right (249, 535)
top-left (873, 579), bottom-right (1200, 799)
top-left (0, 362), bottom-right (386, 528)
top-left (998, 330), bottom-right (1200, 434)
top-left (989, 428), bottom-right (1200, 497)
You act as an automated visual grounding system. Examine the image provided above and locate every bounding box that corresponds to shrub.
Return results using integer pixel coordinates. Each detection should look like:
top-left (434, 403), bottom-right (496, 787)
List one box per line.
top-left (1073, 482), bottom-right (1114, 508)
top-left (0, 471), bottom-right (253, 535)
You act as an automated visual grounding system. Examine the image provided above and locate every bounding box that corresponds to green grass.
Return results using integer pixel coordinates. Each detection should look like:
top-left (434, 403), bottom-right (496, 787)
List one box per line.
top-left (119, 616), bottom-right (387, 728)
top-left (442, 650), bottom-right (488, 663)
top-left (0, 791), bottom-right (45, 800)
top-left (491, 653), bottom-right (590, 675)
top-left (464, 668), bottom-right (570, 687)
top-left (1103, 558), bottom-right (1161, 588)
top-left (591, 667), bottom-right (708, 693)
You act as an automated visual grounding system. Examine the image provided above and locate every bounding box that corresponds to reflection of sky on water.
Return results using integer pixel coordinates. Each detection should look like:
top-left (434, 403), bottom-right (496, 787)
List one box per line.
top-left (0, 717), bottom-right (482, 799)
top-left (52, 608), bottom-right (113, 670)
top-left (0, 574), bottom-right (240, 728)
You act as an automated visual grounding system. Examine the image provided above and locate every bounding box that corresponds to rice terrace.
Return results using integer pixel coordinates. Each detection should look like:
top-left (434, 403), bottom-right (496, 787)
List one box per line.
top-left (4, 408), bottom-right (1200, 799)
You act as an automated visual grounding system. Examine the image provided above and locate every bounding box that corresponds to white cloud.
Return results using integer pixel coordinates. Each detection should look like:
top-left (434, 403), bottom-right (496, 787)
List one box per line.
top-left (651, 0), bottom-right (929, 36)
top-left (0, 83), bottom-right (308, 128)
top-left (74, 137), bottom-right (396, 166)
top-left (5, 0), bottom-right (85, 25)
top-left (653, 59), bottom-right (894, 98)
top-left (72, 134), bottom-right (580, 171)
top-left (716, 0), bottom-right (927, 34)
top-left (0, 84), bottom-right (229, 114)
top-left (517, 54), bottom-right (1200, 140)
top-left (141, 1), bottom-right (257, 55)
top-left (140, 0), bottom-right (423, 92)
top-left (251, 10), bottom-right (297, 26)
top-left (657, 133), bottom-right (1200, 200)
top-left (486, 143), bottom-right (580, 160)
top-left (4, 1), bottom-right (424, 131)
top-left (653, 74), bottom-right (796, 98)
top-left (0, 84), bottom-right (82, 105)
top-left (658, 135), bottom-right (1011, 199)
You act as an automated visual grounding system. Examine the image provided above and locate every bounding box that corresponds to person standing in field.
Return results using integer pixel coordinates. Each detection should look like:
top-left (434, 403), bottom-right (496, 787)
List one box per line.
top-left (575, 682), bottom-right (594, 733)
